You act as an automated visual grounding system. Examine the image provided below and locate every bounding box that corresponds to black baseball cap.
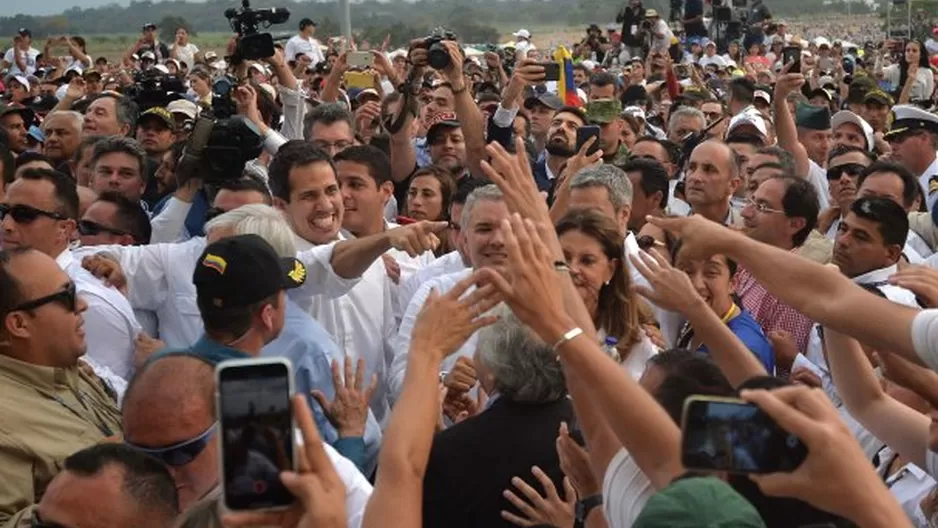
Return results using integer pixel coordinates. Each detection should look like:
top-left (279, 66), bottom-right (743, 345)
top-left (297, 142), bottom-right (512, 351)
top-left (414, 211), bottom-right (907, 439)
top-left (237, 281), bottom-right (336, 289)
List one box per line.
top-left (193, 234), bottom-right (307, 309)
top-left (142, 22), bottom-right (157, 31)
top-left (17, 28), bottom-right (31, 38)
top-left (299, 18), bottom-right (317, 29)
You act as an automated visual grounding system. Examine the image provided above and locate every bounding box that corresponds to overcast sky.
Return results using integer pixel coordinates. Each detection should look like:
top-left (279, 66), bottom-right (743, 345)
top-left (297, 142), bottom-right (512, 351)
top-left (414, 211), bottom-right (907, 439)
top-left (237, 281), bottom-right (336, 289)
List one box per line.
top-left (6, 0), bottom-right (199, 17)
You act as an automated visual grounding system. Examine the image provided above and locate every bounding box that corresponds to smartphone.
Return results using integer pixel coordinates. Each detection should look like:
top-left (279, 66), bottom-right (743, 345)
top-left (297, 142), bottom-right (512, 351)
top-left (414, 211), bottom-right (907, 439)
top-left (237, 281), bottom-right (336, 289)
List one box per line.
top-left (538, 62), bottom-right (561, 82)
top-left (781, 46), bottom-right (802, 73)
top-left (347, 51), bottom-right (372, 68)
top-left (344, 71), bottom-right (375, 90)
top-left (576, 125), bottom-right (602, 156)
top-left (217, 358), bottom-right (296, 511)
top-left (681, 396), bottom-right (808, 474)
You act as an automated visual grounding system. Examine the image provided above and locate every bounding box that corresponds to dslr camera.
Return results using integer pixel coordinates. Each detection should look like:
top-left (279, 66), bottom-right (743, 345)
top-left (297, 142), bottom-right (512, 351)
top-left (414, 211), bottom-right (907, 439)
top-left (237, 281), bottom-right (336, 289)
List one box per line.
top-left (422, 28), bottom-right (458, 70)
top-left (225, 0), bottom-right (290, 63)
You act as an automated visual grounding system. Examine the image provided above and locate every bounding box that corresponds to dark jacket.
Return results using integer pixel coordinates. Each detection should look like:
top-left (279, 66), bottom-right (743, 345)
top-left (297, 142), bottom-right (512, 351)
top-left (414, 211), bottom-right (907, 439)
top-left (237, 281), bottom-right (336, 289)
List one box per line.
top-left (422, 397), bottom-right (575, 528)
top-left (617, 3), bottom-right (646, 47)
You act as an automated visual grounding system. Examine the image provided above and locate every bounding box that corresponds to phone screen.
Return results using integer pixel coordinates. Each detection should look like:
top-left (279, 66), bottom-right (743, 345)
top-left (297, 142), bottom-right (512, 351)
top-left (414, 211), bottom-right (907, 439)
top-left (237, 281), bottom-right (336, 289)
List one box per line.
top-left (219, 361), bottom-right (295, 511)
top-left (782, 46), bottom-right (801, 73)
top-left (681, 397), bottom-right (807, 474)
top-left (539, 62), bottom-right (561, 82)
top-left (576, 125), bottom-right (601, 156)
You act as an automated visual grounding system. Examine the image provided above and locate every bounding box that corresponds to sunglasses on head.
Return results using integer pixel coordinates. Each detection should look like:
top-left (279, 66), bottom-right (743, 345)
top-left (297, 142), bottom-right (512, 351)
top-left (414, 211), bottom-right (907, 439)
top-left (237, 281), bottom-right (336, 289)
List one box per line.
top-left (77, 219), bottom-right (130, 238)
top-left (126, 422), bottom-right (217, 467)
top-left (826, 163), bottom-right (866, 181)
top-left (0, 204), bottom-right (68, 224)
top-left (14, 282), bottom-right (78, 313)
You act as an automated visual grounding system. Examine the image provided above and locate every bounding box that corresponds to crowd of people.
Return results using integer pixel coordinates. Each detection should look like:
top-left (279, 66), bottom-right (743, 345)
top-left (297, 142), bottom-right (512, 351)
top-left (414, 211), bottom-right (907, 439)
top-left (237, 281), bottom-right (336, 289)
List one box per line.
top-left (6, 2), bottom-right (938, 527)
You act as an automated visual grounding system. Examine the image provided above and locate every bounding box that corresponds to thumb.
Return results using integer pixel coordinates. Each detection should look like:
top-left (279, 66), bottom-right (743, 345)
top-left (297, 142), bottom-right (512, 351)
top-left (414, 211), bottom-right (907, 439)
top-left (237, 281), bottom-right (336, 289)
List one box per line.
top-left (310, 390), bottom-right (330, 411)
top-left (278, 471), bottom-right (312, 507)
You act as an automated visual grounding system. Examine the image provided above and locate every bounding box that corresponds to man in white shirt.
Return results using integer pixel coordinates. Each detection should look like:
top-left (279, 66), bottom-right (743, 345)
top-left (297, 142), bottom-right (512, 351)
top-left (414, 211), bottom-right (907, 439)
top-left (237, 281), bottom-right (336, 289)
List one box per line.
top-left (2, 29), bottom-right (40, 76)
top-left (512, 29), bottom-right (534, 56)
top-left (285, 18), bottom-right (326, 71)
top-left (2, 168), bottom-right (140, 380)
top-left (168, 27), bottom-right (199, 69)
top-left (883, 105), bottom-right (938, 212)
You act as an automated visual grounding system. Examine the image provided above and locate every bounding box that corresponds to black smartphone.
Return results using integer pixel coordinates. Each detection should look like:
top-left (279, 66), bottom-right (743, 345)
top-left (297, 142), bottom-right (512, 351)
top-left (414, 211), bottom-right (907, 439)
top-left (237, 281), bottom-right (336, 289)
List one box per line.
top-left (681, 396), bottom-right (808, 474)
top-left (782, 46), bottom-right (802, 74)
top-left (538, 62), bottom-right (561, 82)
top-left (217, 358), bottom-right (296, 511)
top-left (576, 125), bottom-right (602, 156)
top-left (487, 112), bottom-right (515, 152)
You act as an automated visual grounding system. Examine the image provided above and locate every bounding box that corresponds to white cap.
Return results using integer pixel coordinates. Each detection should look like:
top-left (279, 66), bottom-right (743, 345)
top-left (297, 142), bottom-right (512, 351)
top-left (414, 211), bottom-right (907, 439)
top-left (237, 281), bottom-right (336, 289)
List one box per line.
top-left (249, 63), bottom-right (269, 76)
top-left (754, 90), bottom-right (771, 105)
top-left (513, 29), bottom-right (531, 39)
top-left (167, 98), bottom-right (199, 119)
top-left (204, 51), bottom-right (218, 61)
top-left (259, 83), bottom-right (277, 100)
top-left (727, 110), bottom-right (768, 139)
top-left (819, 75), bottom-right (836, 89)
top-left (623, 105), bottom-right (647, 121)
top-left (12, 75), bottom-right (29, 91)
top-left (153, 64), bottom-right (170, 74)
top-left (831, 110), bottom-right (875, 152)
top-left (815, 37), bottom-right (831, 48)
top-left (141, 51), bottom-right (156, 60)
top-left (581, 60), bottom-right (596, 71)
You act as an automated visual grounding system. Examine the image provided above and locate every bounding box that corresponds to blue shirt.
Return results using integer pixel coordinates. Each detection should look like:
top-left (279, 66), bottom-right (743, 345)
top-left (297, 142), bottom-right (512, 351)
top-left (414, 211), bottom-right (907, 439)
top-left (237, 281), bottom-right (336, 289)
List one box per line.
top-left (152, 189), bottom-right (211, 241)
top-left (698, 309), bottom-right (776, 374)
top-left (261, 299), bottom-right (381, 476)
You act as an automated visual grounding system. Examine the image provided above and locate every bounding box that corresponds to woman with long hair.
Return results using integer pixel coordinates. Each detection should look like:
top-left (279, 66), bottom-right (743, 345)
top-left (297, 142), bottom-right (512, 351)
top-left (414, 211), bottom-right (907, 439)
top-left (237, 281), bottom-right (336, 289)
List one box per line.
top-left (556, 209), bottom-right (657, 379)
top-left (880, 39), bottom-right (934, 103)
top-left (404, 165), bottom-right (457, 256)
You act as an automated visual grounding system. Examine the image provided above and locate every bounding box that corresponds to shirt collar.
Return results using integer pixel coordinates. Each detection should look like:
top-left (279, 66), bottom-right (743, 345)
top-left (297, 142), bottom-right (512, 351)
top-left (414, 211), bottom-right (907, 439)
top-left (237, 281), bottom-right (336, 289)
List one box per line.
top-left (191, 335), bottom-right (250, 363)
top-left (55, 248), bottom-right (74, 270)
top-left (0, 353), bottom-right (80, 393)
top-left (852, 264), bottom-right (898, 286)
top-left (920, 154), bottom-right (938, 181)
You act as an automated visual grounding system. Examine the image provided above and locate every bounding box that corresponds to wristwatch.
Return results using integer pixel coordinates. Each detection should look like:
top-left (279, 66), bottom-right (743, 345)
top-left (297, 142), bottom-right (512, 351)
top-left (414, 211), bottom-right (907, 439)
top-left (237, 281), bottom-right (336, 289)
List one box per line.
top-left (575, 494), bottom-right (603, 525)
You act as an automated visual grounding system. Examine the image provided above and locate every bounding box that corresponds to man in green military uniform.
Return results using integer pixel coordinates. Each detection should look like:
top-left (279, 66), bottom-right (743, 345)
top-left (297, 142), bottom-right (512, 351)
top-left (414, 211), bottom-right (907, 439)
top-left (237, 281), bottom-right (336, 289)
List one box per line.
top-left (584, 98), bottom-right (631, 167)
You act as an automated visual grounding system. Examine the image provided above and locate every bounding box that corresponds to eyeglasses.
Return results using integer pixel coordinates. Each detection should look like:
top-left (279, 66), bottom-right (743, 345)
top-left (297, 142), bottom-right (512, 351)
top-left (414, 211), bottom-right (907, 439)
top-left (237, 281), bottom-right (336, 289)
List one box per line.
top-left (826, 163), bottom-right (866, 181)
top-left (31, 511), bottom-right (69, 528)
top-left (743, 198), bottom-right (784, 215)
top-left (13, 282), bottom-right (78, 313)
top-left (125, 422), bottom-right (218, 467)
top-left (0, 204), bottom-right (68, 224)
top-left (77, 219), bottom-right (130, 238)
top-left (205, 207), bottom-right (227, 223)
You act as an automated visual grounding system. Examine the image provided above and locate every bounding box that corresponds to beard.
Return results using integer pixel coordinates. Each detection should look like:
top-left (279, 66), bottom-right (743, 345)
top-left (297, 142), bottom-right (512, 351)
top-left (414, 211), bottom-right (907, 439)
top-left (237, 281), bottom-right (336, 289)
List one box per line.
top-left (545, 136), bottom-right (575, 158)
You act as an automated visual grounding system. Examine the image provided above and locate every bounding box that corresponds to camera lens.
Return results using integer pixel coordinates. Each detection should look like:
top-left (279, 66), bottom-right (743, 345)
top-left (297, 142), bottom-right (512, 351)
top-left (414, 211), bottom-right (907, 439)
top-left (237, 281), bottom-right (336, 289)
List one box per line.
top-left (427, 43), bottom-right (451, 70)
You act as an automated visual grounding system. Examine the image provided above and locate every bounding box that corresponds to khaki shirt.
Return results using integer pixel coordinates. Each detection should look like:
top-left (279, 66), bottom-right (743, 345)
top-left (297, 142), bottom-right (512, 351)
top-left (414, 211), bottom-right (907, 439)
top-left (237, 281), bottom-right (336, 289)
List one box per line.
top-left (909, 212), bottom-right (938, 253)
top-left (798, 230), bottom-right (834, 264)
top-left (0, 354), bottom-right (123, 523)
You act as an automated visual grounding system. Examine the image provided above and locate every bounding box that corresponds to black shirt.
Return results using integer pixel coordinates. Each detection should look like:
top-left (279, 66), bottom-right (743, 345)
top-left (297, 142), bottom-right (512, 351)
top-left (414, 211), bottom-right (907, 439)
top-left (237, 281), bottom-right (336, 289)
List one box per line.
top-left (684, 0), bottom-right (708, 37)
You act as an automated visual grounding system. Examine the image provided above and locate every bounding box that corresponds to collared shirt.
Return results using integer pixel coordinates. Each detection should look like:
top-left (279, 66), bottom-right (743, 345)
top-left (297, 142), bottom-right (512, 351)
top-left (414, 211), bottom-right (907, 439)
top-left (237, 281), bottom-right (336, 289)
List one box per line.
top-left (390, 268), bottom-right (474, 403)
top-left (284, 35), bottom-right (325, 68)
top-left (806, 159), bottom-right (833, 212)
top-left (0, 354), bottom-right (122, 522)
top-left (83, 238), bottom-right (357, 350)
top-left (734, 259), bottom-right (815, 356)
top-left (397, 250), bottom-right (468, 320)
top-left (291, 234), bottom-right (397, 427)
top-left (875, 446), bottom-right (936, 528)
top-left (827, 217), bottom-right (932, 264)
top-left (919, 153), bottom-right (938, 212)
top-left (56, 249), bottom-right (141, 380)
top-left (261, 299), bottom-right (382, 476)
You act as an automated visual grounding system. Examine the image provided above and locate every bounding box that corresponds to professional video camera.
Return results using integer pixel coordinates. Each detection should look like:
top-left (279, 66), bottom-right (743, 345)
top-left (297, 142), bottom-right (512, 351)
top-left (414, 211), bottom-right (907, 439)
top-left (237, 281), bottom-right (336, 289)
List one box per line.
top-left (209, 74), bottom-right (240, 119)
top-left (175, 114), bottom-right (263, 183)
top-left (421, 28), bottom-right (458, 71)
top-left (123, 68), bottom-right (186, 111)
top-left (225, 0), bottom-right (290, 64)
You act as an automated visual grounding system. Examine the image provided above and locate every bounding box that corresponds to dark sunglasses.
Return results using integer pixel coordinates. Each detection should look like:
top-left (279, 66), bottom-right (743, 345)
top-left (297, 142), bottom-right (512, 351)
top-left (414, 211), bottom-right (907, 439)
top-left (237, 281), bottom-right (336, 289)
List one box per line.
top-left (205, 207), bottom-right (227, 223)
top-left (826, 163), bottom-right (866, 181)
top-left (0, 204), bottom-right (68, 224)
top-left (126, 422), bottom-right (217, 467)
top-left (77, 219), bottom-right (130, 238)
top-left (13, 282), bottom-right (78, 313)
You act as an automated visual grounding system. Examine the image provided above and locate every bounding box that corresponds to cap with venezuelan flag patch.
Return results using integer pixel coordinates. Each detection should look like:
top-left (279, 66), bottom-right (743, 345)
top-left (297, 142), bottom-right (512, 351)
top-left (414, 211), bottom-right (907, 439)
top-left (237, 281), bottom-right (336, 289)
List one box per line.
top-left (193, 234), bottom-right (306, 309)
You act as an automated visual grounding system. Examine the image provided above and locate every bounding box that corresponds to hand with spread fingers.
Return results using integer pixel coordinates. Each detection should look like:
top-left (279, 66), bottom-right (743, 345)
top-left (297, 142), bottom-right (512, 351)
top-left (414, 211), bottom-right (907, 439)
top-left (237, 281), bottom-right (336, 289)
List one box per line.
top-left (501, 466), bottom-right (576, 528)
top-left (222, 396), bottom-right (347, 528)
top-left (481, 138), bottom-right (552, 225)
top-left (311, 357), bottom-right (377, 438)
top-left (556, 422), bottom-right (599, 498)
top-left (740, 386), bottom-right (910, 526)
top-left (388, 220), bottom-right (447, 257)
top-left (410, 270), bottom-right (503, 363)
top-left (628, 249), bottom-right (706, 315)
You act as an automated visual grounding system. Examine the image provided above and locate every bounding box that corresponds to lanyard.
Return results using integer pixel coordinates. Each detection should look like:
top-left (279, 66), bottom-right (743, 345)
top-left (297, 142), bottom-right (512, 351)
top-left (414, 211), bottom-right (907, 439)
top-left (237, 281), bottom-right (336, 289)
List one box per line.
top-left (44, 388), bottom-right (115, 438)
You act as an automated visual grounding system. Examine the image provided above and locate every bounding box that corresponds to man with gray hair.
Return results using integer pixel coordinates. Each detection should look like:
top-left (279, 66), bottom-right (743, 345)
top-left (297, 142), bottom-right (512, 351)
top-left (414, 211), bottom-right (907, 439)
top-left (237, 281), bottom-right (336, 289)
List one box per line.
top-left (88, 136), bottom-right (148, 203)
top-left (567, 163), bottom-right (634, 235)
top-left (304, 102), bottom-right (355, 158)
top-left (40, 110), bottom-right (83, 167)
top-left (422, 304), bottom-right (573, 528)
top-left (667, 106), bottom-right (707, 144)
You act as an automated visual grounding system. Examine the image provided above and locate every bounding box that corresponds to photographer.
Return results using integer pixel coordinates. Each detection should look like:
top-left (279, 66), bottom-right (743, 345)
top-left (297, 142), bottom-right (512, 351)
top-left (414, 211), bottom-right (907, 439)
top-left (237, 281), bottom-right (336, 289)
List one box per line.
top-left (644, 9), bottom-right (675, 55)
top-left (617, 0), bottom-right (647, 57)
top-left (122, 23), bottom-right (170, 67)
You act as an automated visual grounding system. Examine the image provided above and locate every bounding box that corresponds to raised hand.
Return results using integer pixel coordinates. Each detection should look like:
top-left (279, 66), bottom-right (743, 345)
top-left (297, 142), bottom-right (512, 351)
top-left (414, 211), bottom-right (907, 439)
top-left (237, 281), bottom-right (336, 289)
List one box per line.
top-left (311, 357), bottom-right (378, 438)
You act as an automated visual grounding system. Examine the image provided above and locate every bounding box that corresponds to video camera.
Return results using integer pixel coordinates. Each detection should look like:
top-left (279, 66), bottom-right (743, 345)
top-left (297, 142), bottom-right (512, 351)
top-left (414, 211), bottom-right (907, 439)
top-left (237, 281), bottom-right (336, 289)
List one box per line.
top-left (225, 0), bottom-right (290, 64)
top-left (123, 68), bottom-right (186, 111)
top-left (175, 114), bottom-right (263, 184)
top-left (421, 28), bottom-right (458, 70)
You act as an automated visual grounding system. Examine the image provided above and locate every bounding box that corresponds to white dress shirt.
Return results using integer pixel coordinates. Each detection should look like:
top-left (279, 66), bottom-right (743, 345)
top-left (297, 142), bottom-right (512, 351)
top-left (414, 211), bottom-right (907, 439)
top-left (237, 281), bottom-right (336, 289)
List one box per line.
top-left (876, 446), bottom-right (936, 528)
top-left (284, 35), bottom-right (326, 68)
top-left (624, 232), bottom-right (683, 347)
top-left (291, 234), bottom-right (397, 427)
top-left (57, 249), bottom-right (142, 380)
top-left (323, 442), bottom-right (373, 528)
top-left (390, 268), bottom-right (474, 402)
top-left (397, 250), bottom-right (468, 319)
top-left (83, 238), bottom-right (357, 349)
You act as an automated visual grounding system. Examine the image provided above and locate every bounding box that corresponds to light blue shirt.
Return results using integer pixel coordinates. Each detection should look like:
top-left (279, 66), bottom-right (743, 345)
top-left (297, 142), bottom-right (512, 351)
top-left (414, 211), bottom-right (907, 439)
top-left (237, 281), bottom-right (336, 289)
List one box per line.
top-left (261, 299), bottom-right (382, 476)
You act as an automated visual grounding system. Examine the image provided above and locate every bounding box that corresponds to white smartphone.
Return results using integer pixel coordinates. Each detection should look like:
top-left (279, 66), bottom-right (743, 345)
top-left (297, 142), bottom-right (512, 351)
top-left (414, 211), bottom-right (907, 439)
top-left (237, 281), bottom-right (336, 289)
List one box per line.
top-left (347, 51), bottom-right (372, 68)
top-left (216, 357), bottom-right (296, 511)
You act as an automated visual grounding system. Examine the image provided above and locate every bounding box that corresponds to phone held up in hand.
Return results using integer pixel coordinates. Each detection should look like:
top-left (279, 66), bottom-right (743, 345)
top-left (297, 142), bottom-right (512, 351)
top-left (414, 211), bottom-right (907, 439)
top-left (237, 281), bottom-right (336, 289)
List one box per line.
top-left (536, 61), bottom-right (561, 82)
top-left (782, 46), bottom-right (802, 74)
top-left (680, 396), bottom-right (808, 474)
top-left (217, 358), bottom-right (296, 511)
top-left (347, 51), bottom-right (372, 68)
top-left (576, 125), bottom-right (602, 157)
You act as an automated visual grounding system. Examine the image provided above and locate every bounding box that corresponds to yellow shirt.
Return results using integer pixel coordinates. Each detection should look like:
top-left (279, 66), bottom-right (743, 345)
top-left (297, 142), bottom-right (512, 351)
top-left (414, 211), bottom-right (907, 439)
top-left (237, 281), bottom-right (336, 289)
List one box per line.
top-left (0, 354), bottom-right (123, 523)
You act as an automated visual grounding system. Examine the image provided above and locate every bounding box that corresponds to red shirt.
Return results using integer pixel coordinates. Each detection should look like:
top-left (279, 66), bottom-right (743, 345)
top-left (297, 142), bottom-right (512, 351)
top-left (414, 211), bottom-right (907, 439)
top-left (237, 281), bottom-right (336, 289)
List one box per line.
top-left (733, 265), bottom-right (815, 357)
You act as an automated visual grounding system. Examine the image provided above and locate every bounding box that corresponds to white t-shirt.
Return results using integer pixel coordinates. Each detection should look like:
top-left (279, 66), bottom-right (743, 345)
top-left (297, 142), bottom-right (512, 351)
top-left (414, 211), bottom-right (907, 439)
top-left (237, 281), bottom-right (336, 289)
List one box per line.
top-left (650, 20), bottom-right (674, 53)
top-left (170, 42), bottom-right (199, 68)
top-left (883, 64), bottom-right (935, 102)
top-left (3, 46), bottom-right (40, 76)
top-left (285, 35), bottom-right (326, 68)
top-left (602, 448), bottom-right (655, 528)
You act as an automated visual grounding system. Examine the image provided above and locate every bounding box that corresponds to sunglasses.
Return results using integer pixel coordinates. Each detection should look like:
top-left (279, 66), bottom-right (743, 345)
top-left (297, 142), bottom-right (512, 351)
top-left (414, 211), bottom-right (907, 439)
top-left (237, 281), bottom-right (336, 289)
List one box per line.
top-left (77, 219), bottom-right (130, 238)
top-left (826, 163), bottom-right (866, 181)
top-left (126, 422), bottom-right (218, 467)
top-left (0, 204), bottom-right (68, 224)
top-left (13, 282), bottom-right (78, 313)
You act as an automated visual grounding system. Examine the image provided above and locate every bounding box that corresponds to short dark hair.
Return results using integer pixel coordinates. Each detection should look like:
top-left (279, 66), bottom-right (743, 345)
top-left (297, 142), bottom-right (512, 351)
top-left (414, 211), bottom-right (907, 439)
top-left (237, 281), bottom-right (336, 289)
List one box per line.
top-left (198, 292), bottom-right (280, 337)
top-left (303, 103), bottom-right (354, 141)
top-left (672, 238), bottom-right (738, 277)
top-left (64, 443), bottom-right (179, 525)
top-left (268, 140), bottom-right (335, 202)
top-left (827, 143), bottom-right (876, 165)
top-left (73, 134), bottom-right (108, 164)
top-left (589, 71), bottom-right (618, 88)
top-left (755, 145), bottom-right (797, 177)
top-left (18, 168), bottom-right (79, 220)
top-left (0, 248), bottom-right (33, 333)
top-left (647, 349), bottom-right (734, 423)
top-left (728, 77), bottom-right (756, 105)
top-left (621, 157), bottom-right (669, 210)
top-left (87, 92), bottom-right (139, 133)
top-left (215, 178), bottom-right (273, 205)
top-left (334, 145), bottom-right (392, 186)
top-left (13, 151), bottom-right (54, 171)
top-left (857, 161), bottom-right (919, 209)
top-left (94, 191), bottom-right (152, 244)
top-left (90, 136), bottom-right (147, 181)
top-left (849, 197), bottom-right (910, 247)
top-left (770, 176), bottom-right (820, 246)
top-left (452, 177), bottom-right (489, 206)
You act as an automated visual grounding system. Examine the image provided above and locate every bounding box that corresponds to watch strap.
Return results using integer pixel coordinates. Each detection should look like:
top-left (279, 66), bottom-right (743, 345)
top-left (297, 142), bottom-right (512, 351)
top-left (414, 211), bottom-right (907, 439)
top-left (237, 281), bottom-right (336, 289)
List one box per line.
top-left (575, 494), bottom-right (603, 523)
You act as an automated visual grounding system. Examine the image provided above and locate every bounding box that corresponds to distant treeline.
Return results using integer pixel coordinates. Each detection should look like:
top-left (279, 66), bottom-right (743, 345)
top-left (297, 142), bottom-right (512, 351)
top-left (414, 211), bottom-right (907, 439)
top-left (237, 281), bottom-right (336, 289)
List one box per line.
top-left (1, 0), bottom-right (875, 46)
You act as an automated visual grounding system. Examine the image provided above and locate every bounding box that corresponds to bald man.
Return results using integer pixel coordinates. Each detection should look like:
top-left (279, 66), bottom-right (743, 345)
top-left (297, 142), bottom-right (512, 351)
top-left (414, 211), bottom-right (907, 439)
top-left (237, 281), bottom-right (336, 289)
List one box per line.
top-left (684, 140), bottom-right (744, 226)
top-left (122, 355), bottom-right (374, 522)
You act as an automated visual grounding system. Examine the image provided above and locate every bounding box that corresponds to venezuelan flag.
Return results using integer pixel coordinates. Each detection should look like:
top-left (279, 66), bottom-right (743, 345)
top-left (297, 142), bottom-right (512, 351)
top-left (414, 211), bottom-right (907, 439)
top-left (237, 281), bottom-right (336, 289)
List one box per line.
top-left (553, 46), bottom-right (581, 108)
